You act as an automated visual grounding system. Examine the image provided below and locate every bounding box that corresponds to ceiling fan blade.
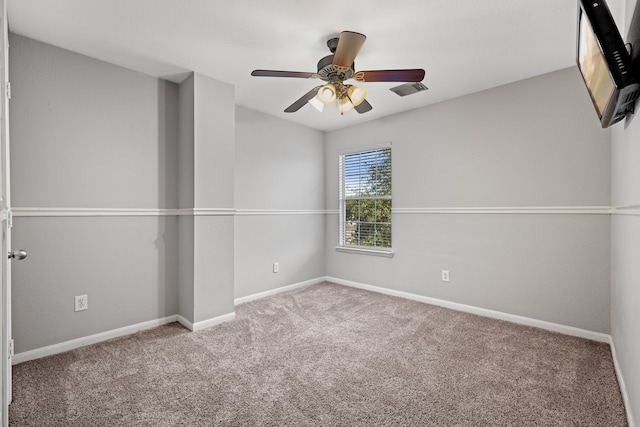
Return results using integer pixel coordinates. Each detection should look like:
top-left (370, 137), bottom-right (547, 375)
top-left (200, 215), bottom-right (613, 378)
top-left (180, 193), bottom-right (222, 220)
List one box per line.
top-left (353, 69), bottom-right (425, 83)
top-left (284, 86), bottom-right (321, 113)
top-left (332, 31), bottom-right (366, 69)
top-left (354, 99), bottom-right (372, 114)
top-left (251, 70), bottom-right (317, 78)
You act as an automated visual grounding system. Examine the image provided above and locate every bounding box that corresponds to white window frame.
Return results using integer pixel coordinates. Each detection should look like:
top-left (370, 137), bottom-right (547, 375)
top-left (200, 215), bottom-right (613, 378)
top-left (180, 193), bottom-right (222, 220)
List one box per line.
top-left (336, 143), bottom-right (394, 257)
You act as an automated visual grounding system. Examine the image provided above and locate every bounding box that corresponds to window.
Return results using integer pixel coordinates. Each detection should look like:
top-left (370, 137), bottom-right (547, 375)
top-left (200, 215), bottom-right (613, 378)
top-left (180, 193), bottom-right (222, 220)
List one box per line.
top-left (339, 146), bottom-right (392, 254)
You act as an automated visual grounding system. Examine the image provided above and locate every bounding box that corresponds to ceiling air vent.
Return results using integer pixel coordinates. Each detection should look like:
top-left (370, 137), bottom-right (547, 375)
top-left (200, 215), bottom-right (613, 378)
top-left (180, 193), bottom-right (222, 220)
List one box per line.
top-left (390, 82), bottom-right (428, 97)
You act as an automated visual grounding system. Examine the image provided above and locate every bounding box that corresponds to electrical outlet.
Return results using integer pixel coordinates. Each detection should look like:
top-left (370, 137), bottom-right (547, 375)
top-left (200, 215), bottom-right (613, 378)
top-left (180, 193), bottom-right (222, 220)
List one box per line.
top-left (273, 262), bottom-right (279, 273)
top-left (75, 294), bottom-right (88, 312)
top-left (441, 270), bottom-right (450, 282)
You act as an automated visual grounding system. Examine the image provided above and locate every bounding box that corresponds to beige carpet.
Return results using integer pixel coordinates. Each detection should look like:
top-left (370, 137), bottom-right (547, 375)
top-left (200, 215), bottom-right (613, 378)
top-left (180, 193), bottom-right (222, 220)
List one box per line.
top-left (10, 282), bottom-right (627, 426)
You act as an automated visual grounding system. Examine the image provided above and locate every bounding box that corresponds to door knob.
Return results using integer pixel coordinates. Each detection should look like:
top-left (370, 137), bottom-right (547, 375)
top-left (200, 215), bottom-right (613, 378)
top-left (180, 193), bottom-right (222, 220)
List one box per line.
top-left (8, 250), bottom-right (27, 260)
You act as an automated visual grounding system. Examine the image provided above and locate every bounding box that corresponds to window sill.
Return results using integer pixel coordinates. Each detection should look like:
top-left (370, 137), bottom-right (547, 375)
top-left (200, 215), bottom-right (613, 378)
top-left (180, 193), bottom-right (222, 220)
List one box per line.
top-left (335, 246), bottom-right (394, 258)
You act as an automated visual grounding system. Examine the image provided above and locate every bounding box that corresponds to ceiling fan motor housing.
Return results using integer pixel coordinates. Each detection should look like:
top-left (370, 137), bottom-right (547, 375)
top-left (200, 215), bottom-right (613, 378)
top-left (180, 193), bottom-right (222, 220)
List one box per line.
top-left (327, 37), bottom-right (339, 53)
top-left (317, 55), bottom-right (355, 82)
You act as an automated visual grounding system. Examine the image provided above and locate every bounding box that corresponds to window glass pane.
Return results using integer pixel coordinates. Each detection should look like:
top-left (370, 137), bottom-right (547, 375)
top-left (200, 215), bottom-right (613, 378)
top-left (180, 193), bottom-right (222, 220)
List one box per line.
top-left (360, 152), bottom-right (377, 196)
top-left (376, 199), bottom-right (391, 223)
top-left (375, 224), bottom-right (391, 248)
top-left (359, 223), bottom-right (376, 247)
top-left (344, 174), bottom-right (360, 198)
top-left (344, 153), bottom-right (362, 197)
top-left (345, 200), bottom-right (359, 221)
top-left (374, 149), bottom-right (392, 196)
top-left (359, 199), bottom-right (375, 223)
top-left (345, 221), bottom-right (359, 245)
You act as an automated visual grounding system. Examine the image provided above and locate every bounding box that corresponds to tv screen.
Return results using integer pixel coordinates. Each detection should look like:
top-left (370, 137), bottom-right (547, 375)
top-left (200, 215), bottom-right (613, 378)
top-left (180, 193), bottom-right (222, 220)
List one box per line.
top-left (576, 0), bottom-right (639, 128)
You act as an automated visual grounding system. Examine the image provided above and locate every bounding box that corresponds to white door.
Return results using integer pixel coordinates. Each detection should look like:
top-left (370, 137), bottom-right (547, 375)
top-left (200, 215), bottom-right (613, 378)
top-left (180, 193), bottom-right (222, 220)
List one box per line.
top-left (0, 0), bottom-right (11, 425)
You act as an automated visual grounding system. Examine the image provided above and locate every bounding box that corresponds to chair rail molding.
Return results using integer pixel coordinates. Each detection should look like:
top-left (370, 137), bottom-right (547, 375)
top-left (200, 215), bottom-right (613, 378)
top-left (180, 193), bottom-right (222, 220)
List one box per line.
top-left (12, 205), bottom-right (614, 217)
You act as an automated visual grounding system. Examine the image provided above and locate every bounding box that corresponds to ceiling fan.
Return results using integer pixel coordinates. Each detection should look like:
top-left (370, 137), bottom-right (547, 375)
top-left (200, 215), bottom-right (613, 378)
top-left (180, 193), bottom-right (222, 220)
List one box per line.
top-left (251, 31), bottom-right (426, 115)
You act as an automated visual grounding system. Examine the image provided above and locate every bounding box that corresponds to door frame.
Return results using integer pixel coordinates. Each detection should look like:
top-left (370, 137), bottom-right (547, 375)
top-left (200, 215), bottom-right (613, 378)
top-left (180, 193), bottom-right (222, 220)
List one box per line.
top-left (0, 0), bottom-right (11, 425)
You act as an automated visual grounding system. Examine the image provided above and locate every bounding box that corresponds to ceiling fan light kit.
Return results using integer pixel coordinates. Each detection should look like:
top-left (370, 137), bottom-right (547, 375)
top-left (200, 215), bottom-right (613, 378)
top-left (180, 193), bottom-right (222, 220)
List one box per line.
top-left (338, 96), bottom-right (355, 114)
top-left (251, 30), bottom-right (426, 116)
top-left (316, 82), bottom-right (367, 115)
top-left (318, 84), bottom-right (337, 104)
top-left (347, 85), bottom-right (367, 106)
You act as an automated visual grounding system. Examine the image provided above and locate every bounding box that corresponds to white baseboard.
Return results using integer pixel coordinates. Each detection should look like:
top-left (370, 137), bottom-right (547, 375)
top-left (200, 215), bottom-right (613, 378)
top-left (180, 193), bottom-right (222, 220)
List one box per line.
top-left (176, 312), bottom-right (236, 332)
top-left (14, 311), bottom-right (238, 365)
top-left (326, 276), bottom-right (611, 343)
top-left (609, 338), bottom-right (636, 427)
top-left (14, 277), bottom-right (324, 365)
top-left (234, 277), bottom-right (325, 306)
top-left (12, 315), bottom-right (179, 365)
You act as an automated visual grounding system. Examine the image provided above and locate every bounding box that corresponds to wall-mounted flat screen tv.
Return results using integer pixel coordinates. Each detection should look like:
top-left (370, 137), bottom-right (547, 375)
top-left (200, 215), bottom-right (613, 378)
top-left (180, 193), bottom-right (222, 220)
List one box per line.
top-left (577, 0), bottom-right (639, 128)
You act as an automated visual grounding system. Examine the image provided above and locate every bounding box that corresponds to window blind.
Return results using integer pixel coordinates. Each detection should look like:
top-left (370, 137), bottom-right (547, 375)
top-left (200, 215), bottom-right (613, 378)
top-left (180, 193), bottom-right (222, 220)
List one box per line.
top-left (339, 147), bottom-right (392, 249)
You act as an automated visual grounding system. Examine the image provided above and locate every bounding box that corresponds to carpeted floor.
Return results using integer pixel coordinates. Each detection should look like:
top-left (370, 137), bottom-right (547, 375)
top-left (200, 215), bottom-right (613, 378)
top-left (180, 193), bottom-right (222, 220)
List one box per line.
top-left (9, 282), bottom-right (627, 426)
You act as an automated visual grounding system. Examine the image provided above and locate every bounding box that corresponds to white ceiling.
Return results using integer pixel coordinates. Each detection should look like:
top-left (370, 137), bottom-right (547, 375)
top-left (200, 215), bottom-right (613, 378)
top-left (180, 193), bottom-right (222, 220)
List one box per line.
top-left (6, 0), bottom-right (625, 132)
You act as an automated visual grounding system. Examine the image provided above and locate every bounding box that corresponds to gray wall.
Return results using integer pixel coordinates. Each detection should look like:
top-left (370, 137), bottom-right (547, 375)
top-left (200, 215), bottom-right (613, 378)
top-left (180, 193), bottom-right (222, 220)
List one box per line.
top-left (10, 36), bottom-right (178, 209)
top-left (177, 74), bottom-right (195, 320)
top-left (11, 217), bottom-right (178, 352)
top-left (234, 106), bottom-right (325, 298)
top-left (610, 1), bottom-right (640, 423)
top-left (190, 73), bottom-right (235, 323)
top-left (325, 67), bottom-right (612, 333)
top-left (9, 34), bottom-right (327, 352)
top-left (9, 34), bottom-right (179, 353)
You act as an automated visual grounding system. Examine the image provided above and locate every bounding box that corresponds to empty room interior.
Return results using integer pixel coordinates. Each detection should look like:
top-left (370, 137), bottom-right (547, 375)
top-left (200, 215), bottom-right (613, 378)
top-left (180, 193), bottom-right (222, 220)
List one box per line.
top-left (2, 0), bottom-right (640, 425)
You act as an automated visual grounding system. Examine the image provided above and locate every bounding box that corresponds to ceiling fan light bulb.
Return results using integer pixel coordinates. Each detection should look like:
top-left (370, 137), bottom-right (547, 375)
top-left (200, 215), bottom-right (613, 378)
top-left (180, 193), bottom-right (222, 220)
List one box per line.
top-left (348, 85), bottom-right (367, 107)
top-left (338, 96), bottom-right (355, 114)
top-left (317, 84), bottom-right (337, 104)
